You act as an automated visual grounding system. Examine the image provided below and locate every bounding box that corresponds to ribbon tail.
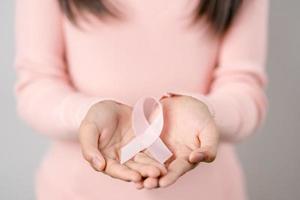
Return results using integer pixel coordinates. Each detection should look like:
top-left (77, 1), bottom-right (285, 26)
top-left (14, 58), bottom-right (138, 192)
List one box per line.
top-left (120, 138), bottom-right (144, 164)
top-left (148, 138), bottom-right (173, 164)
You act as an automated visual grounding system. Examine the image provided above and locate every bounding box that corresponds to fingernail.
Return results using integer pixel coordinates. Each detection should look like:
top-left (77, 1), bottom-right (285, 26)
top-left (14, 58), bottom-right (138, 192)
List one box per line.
top-left (191, 152), bottom-right (205, 163)
top-left (197, 153), bottom-right (205, 161)
top-left (92, 157), bottom-right (104, 170)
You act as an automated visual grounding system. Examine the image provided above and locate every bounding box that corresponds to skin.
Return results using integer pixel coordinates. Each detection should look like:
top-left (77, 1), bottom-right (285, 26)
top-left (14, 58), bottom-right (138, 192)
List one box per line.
top-left (79, 95), bottom-right (219, 189)
top-left (135, 95), bottom-right (219, 189)
top-left (79, 100), bottom-right (167, 183)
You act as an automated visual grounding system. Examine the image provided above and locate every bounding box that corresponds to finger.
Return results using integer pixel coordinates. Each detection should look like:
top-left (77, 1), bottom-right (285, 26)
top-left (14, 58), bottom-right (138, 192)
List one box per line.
top-left (191, 120), bottom-right (219, 163)
top-left (189, 150), bottom-right (206, 164)
top-left (79, 121), bottom-right (106, 171)
top-left (134, 152), bottom-right (168, 175)
top-left (159, 158), bottom-right (193, 188)
top-left (125, 160), bottom-right (160, 178)
top-left (134, 181), bottom-right (144, 190)
top-left (189, 146), bottom-right (217, 163)
top-left (189, 134), bottom-right (205, 164)
top-left (143, 177), bottom-right (159, 189)
top-left (105, 158), bottom-right (142, 182)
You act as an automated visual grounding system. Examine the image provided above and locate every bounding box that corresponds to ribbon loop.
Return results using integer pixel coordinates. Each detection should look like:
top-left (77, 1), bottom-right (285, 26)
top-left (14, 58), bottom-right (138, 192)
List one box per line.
top-left (120, 96), bottom-right (173, 164)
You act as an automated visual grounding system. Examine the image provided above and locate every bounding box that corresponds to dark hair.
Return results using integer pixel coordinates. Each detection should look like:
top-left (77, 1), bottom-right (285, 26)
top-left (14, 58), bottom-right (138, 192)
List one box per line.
top-left (58, 0), bottom-right (243, 34)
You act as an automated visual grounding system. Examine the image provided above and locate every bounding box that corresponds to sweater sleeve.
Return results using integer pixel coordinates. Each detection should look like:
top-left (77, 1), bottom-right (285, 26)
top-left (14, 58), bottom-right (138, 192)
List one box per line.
top-left (161, 0), bottom-right (269, 143)
top-left (14, 0), bottom-right (113, 140)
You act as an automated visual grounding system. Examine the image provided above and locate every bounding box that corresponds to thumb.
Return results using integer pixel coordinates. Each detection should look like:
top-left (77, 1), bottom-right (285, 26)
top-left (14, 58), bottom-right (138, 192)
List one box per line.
top-left (189, 119), bottom-right (219, 164)
top-left (189, 146), bottom-right (217, 164)
top-left (79, 121), bottom-right (106, 171)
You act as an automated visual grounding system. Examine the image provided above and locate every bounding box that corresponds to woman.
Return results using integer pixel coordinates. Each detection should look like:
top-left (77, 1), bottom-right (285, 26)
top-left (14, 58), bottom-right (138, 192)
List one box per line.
top-left (14, 0), bottom-right (269, 199)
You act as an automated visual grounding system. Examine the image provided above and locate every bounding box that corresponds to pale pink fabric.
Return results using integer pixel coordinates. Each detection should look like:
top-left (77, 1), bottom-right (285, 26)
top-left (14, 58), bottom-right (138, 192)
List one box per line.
top-left (14, 0), bottom-right (269, 199)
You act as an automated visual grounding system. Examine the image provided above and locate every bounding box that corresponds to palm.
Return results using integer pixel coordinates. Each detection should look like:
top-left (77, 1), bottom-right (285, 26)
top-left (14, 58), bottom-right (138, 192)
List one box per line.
top-left (80, 101), bottom-right (166, 183)
top-left (96, 104), bottom-right (134, 162)
top-left (161, 96), bottom-right (210, 158)
top-left (158, 95), bottom-right (219, 187)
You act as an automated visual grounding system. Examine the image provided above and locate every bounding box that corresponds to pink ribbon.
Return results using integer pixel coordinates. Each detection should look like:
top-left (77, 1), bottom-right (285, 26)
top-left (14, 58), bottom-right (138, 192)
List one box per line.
top-left (120, 96), bottom-right (173, 164)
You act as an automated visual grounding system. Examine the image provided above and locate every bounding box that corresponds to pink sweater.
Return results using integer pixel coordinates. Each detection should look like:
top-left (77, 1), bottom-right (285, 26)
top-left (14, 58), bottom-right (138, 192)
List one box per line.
top-left (14, 0), bottom-right (269, 199)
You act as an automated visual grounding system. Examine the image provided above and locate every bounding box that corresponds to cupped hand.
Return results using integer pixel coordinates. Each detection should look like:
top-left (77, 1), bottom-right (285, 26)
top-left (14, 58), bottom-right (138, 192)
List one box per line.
top-left (134, 95), bottom-right (219, 189)
top-left (157, 95), bottom-right (219, 187)
top-left (79, 100), bottom-right (166, 183)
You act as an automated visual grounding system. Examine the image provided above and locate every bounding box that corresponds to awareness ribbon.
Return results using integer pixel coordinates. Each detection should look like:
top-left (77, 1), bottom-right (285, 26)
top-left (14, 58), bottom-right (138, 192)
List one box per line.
top-left (120, 96), bottom-right (173, 164)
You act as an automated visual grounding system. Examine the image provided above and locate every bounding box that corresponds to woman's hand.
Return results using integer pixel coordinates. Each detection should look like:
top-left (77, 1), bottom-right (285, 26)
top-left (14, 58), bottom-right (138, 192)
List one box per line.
top-left (157, 95), bottom-right (219, 187)
top-left (79, 100), bottom-right (166, 183)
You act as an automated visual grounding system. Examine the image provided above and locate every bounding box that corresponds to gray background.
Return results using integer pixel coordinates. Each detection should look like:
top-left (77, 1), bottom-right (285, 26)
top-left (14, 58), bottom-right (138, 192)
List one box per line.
top-left (1, 1), bottom-right (299, 199)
